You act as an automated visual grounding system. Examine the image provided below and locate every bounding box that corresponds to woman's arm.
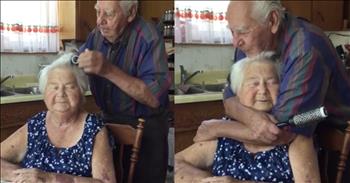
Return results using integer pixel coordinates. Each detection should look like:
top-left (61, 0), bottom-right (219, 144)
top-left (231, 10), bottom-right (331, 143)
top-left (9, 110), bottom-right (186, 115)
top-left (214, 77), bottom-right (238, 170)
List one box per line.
top-left (175, 140), bottom-right (217, 183)
top-left (288, 135), bottom-right (320, 183)
top-left (91, 126), bottom-right (116, 183)
top-left (1, 124), bottom-right (28, 181)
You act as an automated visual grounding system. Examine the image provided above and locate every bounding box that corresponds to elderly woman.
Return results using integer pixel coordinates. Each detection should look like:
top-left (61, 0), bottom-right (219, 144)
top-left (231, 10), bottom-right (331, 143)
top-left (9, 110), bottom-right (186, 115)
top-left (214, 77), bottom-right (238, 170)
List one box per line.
top-left (0, 53), bottom-right (116, 183)
top-left (175, 53), bottom-right (320, 183)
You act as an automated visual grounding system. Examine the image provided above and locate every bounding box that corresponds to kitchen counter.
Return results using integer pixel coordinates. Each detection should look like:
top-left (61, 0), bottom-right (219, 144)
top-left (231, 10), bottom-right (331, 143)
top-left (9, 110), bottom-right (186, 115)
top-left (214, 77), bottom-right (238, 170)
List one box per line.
top-left (0, 91), bottom-right (93, 104)
top-left (1, 92), bottom-right (175, 104)
top-left (174, 92), bottom-right (223, 104)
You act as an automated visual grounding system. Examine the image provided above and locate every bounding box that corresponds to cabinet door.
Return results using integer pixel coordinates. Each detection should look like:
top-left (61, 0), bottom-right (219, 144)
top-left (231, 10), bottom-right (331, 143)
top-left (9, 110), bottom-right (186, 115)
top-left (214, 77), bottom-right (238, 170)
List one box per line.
top-left (282, 1), bottom-right (312, 22)
top-left (76, 1), bottom-right (97, 41)
top-left (312, 1), bottom-right (344, 31)
top-left (58, 1), bottom-right (76, 40)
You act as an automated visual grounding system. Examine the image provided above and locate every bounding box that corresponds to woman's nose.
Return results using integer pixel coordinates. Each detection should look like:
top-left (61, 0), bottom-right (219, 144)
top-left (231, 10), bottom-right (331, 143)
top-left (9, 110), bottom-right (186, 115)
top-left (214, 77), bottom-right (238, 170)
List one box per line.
top-left (57, 88), bottom-right (66, 97)
top-left (257, 83), bottom-right (267, 94)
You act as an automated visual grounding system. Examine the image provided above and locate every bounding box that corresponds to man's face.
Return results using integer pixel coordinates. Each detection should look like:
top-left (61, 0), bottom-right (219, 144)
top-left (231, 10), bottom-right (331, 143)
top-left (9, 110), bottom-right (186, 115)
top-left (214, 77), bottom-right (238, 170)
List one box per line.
top-left (237, 61), bottom-right (279, 112)
top-left (95, 1), bottom-right (128, 42)
top-left (226, 2), bottom-right (275, 57)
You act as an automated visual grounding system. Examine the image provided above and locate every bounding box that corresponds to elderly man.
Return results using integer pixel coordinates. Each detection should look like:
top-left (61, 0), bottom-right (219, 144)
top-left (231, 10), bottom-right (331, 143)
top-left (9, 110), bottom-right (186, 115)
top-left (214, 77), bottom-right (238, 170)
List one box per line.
top-left (195, 0), bottom-right (350, 181)
top-left (77, 1), bottom-right (170, 183)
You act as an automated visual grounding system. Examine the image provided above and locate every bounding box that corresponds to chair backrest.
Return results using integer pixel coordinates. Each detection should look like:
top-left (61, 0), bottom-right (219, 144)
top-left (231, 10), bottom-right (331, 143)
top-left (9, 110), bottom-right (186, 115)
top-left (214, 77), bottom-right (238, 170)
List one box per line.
top-left (106, 118), bottom-right (145, 183)
top-left (317, 120), bottom-right (350, 183)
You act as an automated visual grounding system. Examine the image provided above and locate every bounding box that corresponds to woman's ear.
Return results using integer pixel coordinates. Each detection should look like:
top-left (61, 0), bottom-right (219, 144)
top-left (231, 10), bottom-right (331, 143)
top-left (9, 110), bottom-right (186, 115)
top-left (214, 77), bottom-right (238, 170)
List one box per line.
top-left (127, 4), bottom-right (137, 23)
top-left (269, 10), bottom-right (280, 34)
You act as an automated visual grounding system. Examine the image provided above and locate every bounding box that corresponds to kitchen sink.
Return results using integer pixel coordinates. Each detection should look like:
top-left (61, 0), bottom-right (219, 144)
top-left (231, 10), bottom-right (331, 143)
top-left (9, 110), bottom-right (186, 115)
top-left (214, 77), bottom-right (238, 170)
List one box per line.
top-left (202, 84), bottom-right (226, 92)
top-left (175, 83), bottom-right (225, 95)
top-left (0, 86), bottom-right (40, 97)
top-left (13, 86), bottom-right (40, 95)
top-left (0, 89), bottom-right (15, 97)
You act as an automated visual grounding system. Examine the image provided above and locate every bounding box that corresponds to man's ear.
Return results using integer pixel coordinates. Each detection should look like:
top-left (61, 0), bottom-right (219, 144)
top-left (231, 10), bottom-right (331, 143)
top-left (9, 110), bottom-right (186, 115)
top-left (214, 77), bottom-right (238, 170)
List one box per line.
top-left (268, 10), bottom-right (280, 34)
top-left (127, 4), bottom-right (137, 23)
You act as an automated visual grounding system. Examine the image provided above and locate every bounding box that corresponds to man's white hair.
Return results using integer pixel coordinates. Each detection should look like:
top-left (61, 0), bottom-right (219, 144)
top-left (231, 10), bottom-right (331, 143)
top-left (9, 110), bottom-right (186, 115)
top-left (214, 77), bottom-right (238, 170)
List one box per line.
top-left (250, 1), bottom-right (284, 25)
top-left (38, 53), bottom-right (89, 97)
top-left (119, 0), bottom-right (138, 16)
top-left (230, 51), bottom-right (280, 93)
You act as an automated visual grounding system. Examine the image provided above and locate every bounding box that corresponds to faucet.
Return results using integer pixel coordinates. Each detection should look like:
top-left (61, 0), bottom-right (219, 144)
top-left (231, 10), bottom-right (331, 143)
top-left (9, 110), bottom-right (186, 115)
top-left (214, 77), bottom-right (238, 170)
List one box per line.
top-left (179, 65), bottom-right (202, 85)
top-left (1, 75), bottom-right (14, 86)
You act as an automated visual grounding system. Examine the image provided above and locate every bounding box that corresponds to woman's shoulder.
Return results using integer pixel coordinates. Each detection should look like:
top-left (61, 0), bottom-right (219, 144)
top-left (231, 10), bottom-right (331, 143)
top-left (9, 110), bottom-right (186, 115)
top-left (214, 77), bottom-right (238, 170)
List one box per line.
top-left (85, 113), bottom-right (105, 131)
top-left (27, 111), bottom-right (47, 125)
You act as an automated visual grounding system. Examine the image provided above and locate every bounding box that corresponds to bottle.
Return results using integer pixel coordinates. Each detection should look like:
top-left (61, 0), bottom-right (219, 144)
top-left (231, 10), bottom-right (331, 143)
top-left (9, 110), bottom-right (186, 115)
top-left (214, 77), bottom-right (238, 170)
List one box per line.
top-left (174, 7), bottom-right (182, 43)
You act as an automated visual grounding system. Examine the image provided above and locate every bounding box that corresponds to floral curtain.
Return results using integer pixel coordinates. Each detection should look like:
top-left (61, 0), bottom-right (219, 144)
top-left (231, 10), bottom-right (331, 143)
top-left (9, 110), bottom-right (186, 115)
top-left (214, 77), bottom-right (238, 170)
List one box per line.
top-left (174, 1), bottom-right (232, 44)
top-left (1, 1), bottom-right (59, 53)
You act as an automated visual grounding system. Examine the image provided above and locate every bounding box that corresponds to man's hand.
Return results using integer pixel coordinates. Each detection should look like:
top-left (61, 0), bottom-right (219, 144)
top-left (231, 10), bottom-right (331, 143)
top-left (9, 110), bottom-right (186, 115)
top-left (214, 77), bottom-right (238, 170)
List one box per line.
top-left (248, 111), bottom-right (296, 145)
top-left (12, 168), bottom-right (53, 183)
top-left (193, 119), bottom-right (223, 142)
top-left (78, 49), bottom-right (111, 77)
top-left (246, 110), bottom-right (281, 144)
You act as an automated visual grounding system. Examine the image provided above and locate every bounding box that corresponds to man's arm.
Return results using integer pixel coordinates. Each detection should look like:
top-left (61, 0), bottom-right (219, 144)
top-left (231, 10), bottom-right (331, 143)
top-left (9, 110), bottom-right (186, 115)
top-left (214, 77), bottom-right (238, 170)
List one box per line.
top-left (224, 97), bottom-right (281, 143)
top-left (175, 140), bottom-right (217, 183)
top-left (78, 49), bottom-right (161, 108)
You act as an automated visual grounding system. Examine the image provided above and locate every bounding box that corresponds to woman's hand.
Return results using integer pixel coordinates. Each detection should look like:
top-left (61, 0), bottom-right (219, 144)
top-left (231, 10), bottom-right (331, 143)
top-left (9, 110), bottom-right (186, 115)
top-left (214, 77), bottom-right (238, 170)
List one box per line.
top-left (12, 168), bottom-right (52, 183)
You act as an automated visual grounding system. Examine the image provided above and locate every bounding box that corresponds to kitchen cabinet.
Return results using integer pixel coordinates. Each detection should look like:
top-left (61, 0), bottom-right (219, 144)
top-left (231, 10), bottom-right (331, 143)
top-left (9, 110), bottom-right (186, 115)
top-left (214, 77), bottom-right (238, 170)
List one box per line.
top-left (1, 96), bottom-right (100, 142)
top-left (174, 101), bottom-right (224, 153)
top-left (58, 1), bottom-right (96, 41)
top-left (282, 0), bottom-right (344, 30)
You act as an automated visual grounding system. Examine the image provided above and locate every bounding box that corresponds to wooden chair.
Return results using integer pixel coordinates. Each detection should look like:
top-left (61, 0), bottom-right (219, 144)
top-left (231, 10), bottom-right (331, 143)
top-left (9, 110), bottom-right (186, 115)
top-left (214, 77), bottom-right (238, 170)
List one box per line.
top-left (106, 118), bottom-right (145, 183)
top-left (317, 120), bottom-right (350, 183)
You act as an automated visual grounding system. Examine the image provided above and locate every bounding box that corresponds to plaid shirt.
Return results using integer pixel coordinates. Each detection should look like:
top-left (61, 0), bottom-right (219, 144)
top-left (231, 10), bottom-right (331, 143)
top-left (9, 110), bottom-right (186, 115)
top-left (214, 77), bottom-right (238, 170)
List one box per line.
top-left (79, 16), bottom-right (171, 117)
top-left (224, 13), bottom-right (350, 135)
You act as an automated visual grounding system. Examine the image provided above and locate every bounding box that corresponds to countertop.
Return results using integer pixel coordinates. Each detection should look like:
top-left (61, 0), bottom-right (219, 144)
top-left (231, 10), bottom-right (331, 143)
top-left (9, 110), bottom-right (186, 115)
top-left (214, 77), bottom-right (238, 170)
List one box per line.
top-left (1, 92), bottom-right (175, 105)
top-left (174, 92), bottom-right (223, 104)
top-left (0, 91), bottom-right (93, 104)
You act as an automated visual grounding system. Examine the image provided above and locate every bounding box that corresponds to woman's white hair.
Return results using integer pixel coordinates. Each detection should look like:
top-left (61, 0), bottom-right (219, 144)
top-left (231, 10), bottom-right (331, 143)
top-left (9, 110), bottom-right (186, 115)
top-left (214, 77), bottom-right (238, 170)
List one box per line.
top-left (230, 51), bottom-right (280, 93)
top-left (250, 1), bottom-right (284, 25)
top-left (38, 53), bottom-right (89, 97)
top-left (119, 0), bottom-right (138, 16)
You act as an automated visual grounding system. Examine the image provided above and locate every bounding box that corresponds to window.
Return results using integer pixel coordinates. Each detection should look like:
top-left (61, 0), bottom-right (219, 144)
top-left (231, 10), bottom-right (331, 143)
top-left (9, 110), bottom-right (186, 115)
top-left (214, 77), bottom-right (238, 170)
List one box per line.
top-left (0, 1), bottom-right (59, 53)
top-left (174, 1), bottom-right (232, 44)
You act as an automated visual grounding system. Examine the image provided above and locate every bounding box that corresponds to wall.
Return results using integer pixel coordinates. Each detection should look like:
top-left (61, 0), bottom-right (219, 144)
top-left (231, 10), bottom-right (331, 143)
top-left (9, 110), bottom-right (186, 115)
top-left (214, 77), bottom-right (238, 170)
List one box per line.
top-left (175, 31), bottom-right (350, 74)
top-left (0, 53), bottom-right (59, 77)
top-left (1, 31), bottom-right (349, 78)
top-left (174, 44), bottom-right (234, 73)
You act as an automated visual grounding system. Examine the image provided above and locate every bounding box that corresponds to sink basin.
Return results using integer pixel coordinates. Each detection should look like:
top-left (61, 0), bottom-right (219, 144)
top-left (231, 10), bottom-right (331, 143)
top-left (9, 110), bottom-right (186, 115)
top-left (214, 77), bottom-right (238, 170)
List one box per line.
top-left (175, 83), bottom-right (225, 95)
top-left (175, 84), bottom-right (205, 95)
top-left (0, 89), bottom-right (15, 97)
top-left (0, 86), bottom-right (40, 97)
top-left (202, 84), bottom-right (226, 92)
top-left (13, 86), bottom-right (40, 95)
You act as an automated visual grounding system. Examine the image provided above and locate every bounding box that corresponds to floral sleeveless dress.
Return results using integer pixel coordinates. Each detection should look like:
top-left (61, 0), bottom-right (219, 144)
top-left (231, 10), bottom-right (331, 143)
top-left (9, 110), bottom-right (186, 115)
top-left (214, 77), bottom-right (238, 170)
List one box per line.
top-left (21, 111), bottom-right (104, 177)
top-left (212, 137), bottom-right (294, 183)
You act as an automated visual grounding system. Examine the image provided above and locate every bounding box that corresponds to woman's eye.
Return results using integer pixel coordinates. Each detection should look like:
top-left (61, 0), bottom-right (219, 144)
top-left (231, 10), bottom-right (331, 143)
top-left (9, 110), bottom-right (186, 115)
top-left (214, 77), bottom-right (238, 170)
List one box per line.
top-left (267, 79), bottom-right (278, 85)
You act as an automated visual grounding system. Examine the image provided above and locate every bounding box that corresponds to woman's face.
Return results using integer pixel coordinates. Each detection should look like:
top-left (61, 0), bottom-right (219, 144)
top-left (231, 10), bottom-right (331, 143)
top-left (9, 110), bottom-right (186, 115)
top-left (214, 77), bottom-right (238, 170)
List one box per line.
top-left (44, 67), bottom-right (82, 114)
top-left (237, 61), bottom-right (279, 112)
